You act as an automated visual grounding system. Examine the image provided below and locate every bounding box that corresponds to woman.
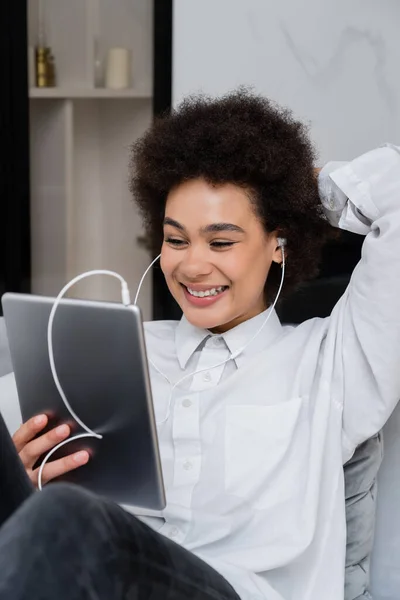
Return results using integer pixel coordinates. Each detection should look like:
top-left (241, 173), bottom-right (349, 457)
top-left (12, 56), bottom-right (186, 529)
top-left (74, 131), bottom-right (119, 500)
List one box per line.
top-left (1, 90), bottom-right (399, 600)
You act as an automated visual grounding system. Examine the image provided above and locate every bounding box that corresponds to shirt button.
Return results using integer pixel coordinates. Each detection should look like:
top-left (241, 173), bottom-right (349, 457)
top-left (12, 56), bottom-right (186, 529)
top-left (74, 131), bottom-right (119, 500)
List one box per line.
top-left (169, 527), bottom-right (179, 538)
top-left (183, 461), bottom-right (193, 471)
top-left (203, 371), bottom-right (212, 382)
top-left (182, 399), bottom-right (192, 408)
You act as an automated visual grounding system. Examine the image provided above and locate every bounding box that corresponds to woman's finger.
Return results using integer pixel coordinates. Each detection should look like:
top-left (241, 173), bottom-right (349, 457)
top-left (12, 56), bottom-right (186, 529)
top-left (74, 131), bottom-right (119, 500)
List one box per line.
top-left (12, 414), bottom-right (48, 453)
top-left (19, 424), bottom-right (71, 469)
top-left (31, 451), bottom-right (90, 487)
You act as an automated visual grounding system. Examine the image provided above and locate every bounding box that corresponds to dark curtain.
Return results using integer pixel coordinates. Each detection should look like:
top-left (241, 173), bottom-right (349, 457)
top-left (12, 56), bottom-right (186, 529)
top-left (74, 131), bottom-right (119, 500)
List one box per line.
top-left (152, 0), bottom-right (177, 320)
top-left (0, 0), bottom-right (31, 313)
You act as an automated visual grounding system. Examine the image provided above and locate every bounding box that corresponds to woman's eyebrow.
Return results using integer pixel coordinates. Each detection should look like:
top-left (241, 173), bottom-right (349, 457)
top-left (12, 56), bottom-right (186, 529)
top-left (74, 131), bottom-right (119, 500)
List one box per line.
top-left (163, 218), bottom-right (245, 234)
top-left (202, 223), bottom-right (245, 234)
top-left (163, 217), bottom-right (186, 231)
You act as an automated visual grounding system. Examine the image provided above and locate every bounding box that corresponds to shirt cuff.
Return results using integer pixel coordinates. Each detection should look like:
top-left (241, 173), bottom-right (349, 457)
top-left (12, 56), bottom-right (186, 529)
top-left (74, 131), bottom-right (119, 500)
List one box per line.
top-left (318, 161), bottom-right (373, 234)
top-left (318, 161), bottom-right (349, 228)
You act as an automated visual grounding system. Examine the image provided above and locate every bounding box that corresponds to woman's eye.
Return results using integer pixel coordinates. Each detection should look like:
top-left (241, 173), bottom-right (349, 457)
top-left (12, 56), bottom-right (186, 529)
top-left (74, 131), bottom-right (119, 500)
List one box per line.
top-left (164, 237), bottom-right (186, 246)
top-left (210, 241), bottom-right (235, 248)
top-left (164, 238), bottom-right (235, 249)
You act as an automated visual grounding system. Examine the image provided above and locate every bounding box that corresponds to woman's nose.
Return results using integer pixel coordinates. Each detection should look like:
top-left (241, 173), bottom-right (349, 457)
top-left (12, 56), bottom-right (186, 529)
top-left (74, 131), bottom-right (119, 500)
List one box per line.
top-left (179, 246), bottom-right (213, 279)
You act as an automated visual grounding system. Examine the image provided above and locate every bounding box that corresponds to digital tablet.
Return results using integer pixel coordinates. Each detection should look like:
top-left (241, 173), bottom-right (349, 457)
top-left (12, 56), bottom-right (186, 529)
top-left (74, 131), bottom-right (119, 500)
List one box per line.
top-left (1, 292), bottom-right (165, 511)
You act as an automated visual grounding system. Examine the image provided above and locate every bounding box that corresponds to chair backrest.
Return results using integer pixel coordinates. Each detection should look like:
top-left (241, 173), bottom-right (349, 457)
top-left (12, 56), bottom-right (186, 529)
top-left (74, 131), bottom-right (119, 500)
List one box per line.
top-left (370, 402), bottom-right (400, 599)
top-left (0, 317), bottom-right (21, 434)
top-left (0, 317), bottom-right (12, 377)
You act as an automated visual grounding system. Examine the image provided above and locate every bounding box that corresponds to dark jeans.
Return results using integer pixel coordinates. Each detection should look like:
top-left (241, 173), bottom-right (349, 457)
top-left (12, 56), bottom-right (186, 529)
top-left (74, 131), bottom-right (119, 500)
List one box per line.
top-left (0, 413), bottom-right (240, 600)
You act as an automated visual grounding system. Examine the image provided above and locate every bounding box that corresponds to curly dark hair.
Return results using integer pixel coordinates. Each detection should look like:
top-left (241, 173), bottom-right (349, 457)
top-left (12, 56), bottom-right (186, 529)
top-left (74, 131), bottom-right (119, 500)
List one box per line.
top-left (130, 88), bottom-right (336, 301)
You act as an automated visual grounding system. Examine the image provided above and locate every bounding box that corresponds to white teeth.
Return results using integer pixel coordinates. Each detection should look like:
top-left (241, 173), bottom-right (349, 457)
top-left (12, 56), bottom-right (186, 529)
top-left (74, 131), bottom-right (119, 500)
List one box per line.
top-left (186, 286), bottom-right (226, 298)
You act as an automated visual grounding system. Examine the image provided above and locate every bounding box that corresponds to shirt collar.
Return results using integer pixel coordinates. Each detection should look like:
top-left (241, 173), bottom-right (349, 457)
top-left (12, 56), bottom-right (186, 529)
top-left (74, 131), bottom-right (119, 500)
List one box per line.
top-left (175, 308), bottom-right (283, 370)
top-left (175, 316), bottom-right (210, 369)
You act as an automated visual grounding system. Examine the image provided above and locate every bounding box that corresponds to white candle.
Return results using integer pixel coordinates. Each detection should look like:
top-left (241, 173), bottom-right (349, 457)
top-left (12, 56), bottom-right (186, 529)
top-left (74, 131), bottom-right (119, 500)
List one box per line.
top-left (105, 47), bottom-right (131, 90)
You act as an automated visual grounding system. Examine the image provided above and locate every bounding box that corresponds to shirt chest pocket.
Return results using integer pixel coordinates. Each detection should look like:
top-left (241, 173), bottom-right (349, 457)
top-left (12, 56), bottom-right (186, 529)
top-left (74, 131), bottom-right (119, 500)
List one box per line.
top-left (224, 397), bottom-right (310, 510)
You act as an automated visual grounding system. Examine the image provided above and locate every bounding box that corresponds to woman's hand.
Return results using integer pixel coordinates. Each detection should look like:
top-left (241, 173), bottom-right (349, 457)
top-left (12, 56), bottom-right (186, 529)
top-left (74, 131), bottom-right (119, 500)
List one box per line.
top-left (12, 415), bottom-right (89, 488)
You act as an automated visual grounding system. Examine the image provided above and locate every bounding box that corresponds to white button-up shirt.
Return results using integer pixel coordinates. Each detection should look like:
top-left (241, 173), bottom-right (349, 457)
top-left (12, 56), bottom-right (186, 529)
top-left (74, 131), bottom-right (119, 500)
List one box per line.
top-left (138, 145), bottom-right (400, 600)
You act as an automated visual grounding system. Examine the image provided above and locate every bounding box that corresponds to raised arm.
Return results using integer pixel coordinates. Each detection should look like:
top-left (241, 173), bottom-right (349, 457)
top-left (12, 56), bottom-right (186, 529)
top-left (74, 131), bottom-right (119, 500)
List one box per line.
top-left (318, 144), bottom-right (400, 457)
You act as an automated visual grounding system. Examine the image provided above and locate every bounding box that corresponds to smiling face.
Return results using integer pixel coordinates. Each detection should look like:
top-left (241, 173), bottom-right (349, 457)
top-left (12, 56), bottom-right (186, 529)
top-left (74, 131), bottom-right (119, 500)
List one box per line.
top-left (161, 178), bottom-right (282, 333)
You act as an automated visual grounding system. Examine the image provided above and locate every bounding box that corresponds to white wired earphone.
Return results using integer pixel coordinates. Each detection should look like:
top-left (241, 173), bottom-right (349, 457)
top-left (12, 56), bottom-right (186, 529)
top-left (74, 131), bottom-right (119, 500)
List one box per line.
top-left (148, 237), bottom-right (287, 424)
top-left (38, 238), bottom-right (286, 490)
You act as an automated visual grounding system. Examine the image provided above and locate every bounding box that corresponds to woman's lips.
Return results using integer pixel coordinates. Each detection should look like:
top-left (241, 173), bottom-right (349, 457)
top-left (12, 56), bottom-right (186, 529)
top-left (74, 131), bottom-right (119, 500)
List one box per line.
top-left (181, 284), bottom-right (229, 307)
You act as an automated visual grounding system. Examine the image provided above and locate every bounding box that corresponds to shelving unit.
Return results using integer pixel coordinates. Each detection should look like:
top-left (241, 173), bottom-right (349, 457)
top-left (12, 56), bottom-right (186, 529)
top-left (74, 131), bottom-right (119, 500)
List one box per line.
top-left (27, 0), bottom-right (154, 320)
top-left (29, 88), bottom-right (152, 99)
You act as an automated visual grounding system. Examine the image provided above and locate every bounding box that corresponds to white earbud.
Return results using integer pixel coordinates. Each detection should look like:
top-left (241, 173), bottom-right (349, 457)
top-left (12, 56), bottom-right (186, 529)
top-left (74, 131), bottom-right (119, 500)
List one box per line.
top-left (277, 237), bottom-right (287, 248)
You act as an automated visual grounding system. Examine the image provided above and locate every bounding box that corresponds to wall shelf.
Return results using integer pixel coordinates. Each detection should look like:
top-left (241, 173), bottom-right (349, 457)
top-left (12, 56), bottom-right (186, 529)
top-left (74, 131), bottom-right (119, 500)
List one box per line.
top-left (29, 87), bottom-right (152, 99)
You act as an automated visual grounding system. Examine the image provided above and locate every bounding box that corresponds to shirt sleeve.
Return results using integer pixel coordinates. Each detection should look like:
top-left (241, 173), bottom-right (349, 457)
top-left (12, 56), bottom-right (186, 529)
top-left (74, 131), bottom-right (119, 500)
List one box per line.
top-left (318, 144), bottom-right (400, 457)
